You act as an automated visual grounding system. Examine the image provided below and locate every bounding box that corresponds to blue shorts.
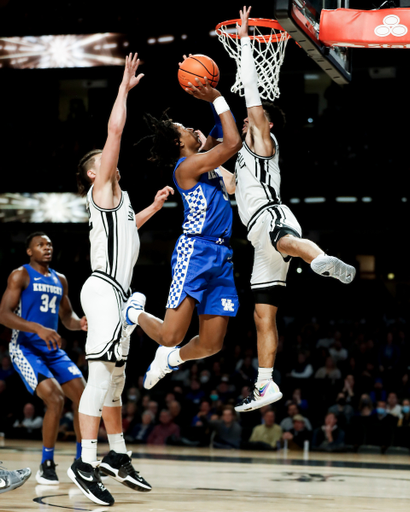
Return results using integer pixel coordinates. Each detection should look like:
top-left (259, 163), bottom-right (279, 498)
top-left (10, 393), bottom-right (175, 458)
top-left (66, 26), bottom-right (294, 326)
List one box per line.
top-left (166, 235), bottom-right (239, 317)
top-left (10, 343), bottom-right (83, 395)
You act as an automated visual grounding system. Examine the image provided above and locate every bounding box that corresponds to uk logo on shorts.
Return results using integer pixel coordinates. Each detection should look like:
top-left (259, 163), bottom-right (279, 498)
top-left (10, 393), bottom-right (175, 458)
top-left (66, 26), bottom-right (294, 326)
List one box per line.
top-left (68, 365), bottom-right (82, 376)
top-left (221, 298), bottom-right (235, 312)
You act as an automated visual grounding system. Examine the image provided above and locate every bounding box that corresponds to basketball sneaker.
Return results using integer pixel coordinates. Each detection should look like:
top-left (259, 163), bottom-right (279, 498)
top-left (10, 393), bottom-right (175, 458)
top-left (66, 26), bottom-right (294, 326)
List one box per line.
top-left (143, 345), bottom-right (180, 390)
top-left (235, 380), bottom-right (283, 412)
top-left (121, 292), bottom-right (146, 339)
top-left (36, 460), bottom-right (59, 485)
top-left (67, 458), bottom-right (114, 506)
top-left (311, 254), bottom-right (356, 284)
top-left (0, 467), bottom-right (31, 494)
top-left (99, 450), bottom-right (152, 492)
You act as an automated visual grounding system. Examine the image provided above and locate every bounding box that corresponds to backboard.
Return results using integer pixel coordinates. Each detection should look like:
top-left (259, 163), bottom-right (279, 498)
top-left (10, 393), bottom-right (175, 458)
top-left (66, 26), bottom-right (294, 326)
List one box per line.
top-left (273, 0), bottom-right (352, 84)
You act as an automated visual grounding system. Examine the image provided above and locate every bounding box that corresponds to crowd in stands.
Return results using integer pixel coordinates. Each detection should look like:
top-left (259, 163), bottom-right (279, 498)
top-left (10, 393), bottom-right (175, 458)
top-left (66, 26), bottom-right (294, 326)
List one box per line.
top-left (1, 308), bottom-right (409, 456)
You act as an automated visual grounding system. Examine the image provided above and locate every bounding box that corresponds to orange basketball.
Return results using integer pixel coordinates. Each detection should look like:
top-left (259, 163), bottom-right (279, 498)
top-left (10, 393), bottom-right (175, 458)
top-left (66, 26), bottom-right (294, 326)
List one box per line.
top-left (178, 54), bottom-right (220, 90)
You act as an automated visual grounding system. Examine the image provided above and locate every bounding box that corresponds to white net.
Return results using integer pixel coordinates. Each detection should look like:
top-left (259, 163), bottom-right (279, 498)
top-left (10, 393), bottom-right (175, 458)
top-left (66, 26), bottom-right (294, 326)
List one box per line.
top-left (216, 22), bottom-right (290, 102)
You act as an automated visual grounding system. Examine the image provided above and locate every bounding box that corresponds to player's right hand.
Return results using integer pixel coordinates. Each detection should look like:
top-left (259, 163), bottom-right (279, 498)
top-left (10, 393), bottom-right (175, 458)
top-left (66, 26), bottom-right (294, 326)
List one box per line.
top-left (37, 326), bottom-right (61, 351)
top-left (186, 77), bottom-right (220, 102)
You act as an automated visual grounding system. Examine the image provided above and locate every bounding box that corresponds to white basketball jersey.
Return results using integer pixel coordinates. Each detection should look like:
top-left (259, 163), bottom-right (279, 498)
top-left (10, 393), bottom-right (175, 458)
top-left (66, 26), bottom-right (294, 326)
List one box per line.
top-left (234, 134), bottom-right (282, 229)
top-left (86, 186), bottom-right (140, 292)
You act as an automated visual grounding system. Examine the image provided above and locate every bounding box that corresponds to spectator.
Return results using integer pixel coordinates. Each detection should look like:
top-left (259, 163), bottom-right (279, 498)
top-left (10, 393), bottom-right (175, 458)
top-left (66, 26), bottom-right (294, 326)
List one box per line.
top-left (281, 415), bottom-right (311, 450)
top-left (329, 337), bottom-right (348, 365)
top-left (289, 352), bottom-right (314, 379)
top-left (147, 409), bottom-right (180, 446)
top-left (185, 379), bottom-right (205, 406)
top-left (328, 392), bottom-right (355, 428)
top-left (369, 378), bottom-right (387, 404)
top-left (291, 388), bottom-right (309, 412)
top-left (126, 386), bottom-right (140, 404)
top-left (342, 374), bottom-right (358, 408)
top-left (314, 356), bottom-right (342, 381)
top-left (167, 400), bottom-right (186, 428)
top-left (128, 410), bottom-right (155, 444)
top-left (280, 402), bottom-right (312, 431)
top-left (122, 402), bottom-right (140, 436)
top-left (386, 392), bottom-right (403, 419)
top-left (192, 400), bottom-right (213, 426)
top-left (367, 400), bottom-right (398, 453)
top-left (312, 412), bottom-right (345, 452)
top-left (0, 355), bottom-right (14, 381)
top-left (247, 410), bottom-right (283, 450)
top-left (208, 406), bottom-right (242, 449)
top-left (147, 400), bottom-right (159, 421)
top-left (12, 403), bottom-right (43, 439)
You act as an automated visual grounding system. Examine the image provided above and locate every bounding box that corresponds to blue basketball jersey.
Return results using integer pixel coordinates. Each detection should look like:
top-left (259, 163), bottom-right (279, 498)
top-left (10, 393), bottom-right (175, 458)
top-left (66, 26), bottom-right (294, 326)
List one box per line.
top-left (173, 158), bottom-right (233, 240)
top-left (12, 264), bottom-right (63, 352)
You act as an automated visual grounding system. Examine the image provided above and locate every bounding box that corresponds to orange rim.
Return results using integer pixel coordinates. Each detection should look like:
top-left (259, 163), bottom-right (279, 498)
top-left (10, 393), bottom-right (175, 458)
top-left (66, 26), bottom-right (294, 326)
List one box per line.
top-left (215, 17), bottom-right (291, 43)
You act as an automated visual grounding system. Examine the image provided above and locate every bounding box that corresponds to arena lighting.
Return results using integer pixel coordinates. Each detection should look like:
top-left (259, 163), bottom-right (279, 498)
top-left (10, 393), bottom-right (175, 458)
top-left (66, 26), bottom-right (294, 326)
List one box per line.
top-left (147, 35), bottom-right (176, 45)
top-left (0, 193), bottom-right (87, 223)
top-left (387, 273), bottom-right (395, 280)
top-left (0, 33), bottom-right (128, 69)
top-left (362, 197), bottom-right (372, 203)
top-left (402, 197), bottom-right (408, 202)
top-left (289, 198), bottom-right (301, 204)
top-left (304, 197), bottom-right (326, 203)
top-left (162, 202), bottom-right (178, 208)
top-left (336, 196), bottom-right (358, 202)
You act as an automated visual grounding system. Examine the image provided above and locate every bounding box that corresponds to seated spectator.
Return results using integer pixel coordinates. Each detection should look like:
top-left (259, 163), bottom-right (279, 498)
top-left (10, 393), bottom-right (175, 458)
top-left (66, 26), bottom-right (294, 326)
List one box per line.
top-left (328, 392), bottom-right (355, 428)
top-left (341, 374), bottom-right (358, 409)
top-left (312, 412), bottom-right (345, 452)
top-left (122, 401), bottom-right (140, 437)
top-left (291, 388), bottom-right (309, 412)
top-left (12, 403), bottom-right (43, 439)
top-left (128, 410), bottom-right (155, 444)
top-left (314, 356), bottom-right (342, 381)
top-left (185, 379), bottom-right (206, 406)
top-left (208, 406), bottom-right (242, 449)
top-left (398, 398), bottom-right (410, 427)
top-left (147, 409), bottom-right (180, 446)
top-left (369, 378), bottom-right (387, 405)
top-left (126, 386), bottom-right (140, 404)
top-left (281, 415), bottom-right (311, 450)
top-left (386, 392), bottom-right (403, 419)
top-left (216, 377), bottom-right (235, 404)
top-left (329, 337), bottom-right (348, 365)
top-left (280, 402), bottom-right (312, 431)
top-left (246, 410), bottom-right (283, 450)
top-left (167, 400), bottom-right (186, 428)
top-left (191, 400), bottom-right (213, 427)
top-left (289, 352), bottom-right (314, 380)
top-left (366, 400), bottom-right (398, 453)
top-left (147, 400), bottom-right (159, 421)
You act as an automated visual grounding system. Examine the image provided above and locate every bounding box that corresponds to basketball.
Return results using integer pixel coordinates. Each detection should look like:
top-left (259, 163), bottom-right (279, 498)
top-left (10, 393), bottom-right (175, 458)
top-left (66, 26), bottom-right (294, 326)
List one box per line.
top-left (178, 54), bottom-right (220, 90)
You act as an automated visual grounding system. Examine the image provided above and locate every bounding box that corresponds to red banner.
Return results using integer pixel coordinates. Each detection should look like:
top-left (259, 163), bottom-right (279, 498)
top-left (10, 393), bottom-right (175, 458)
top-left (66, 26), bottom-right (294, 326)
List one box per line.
top-left (319, 8), bottom-right (410, 48)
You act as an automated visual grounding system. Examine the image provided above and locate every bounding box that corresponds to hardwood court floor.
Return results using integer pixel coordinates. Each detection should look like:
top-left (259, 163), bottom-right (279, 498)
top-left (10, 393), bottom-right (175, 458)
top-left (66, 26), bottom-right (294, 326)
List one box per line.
top-left (1, 439), bottom-right (410, 511)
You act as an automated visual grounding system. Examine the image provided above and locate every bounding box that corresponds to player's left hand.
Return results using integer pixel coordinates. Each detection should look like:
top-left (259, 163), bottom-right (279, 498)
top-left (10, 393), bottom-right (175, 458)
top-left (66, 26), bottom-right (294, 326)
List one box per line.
top-left (237, 5), bottom-right (252, 39)
top-left (80, 316), bottom-right (88, 331)
top-left (153, 186), bottom-right (175, 210)
top-left (122, 53), bottom-right (144, 91)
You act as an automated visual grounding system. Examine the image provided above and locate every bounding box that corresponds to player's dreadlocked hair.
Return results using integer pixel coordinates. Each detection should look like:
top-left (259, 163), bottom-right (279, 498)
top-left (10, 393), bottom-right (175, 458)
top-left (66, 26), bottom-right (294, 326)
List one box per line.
top-left (138, 110), bottom-right (182, 169)
top-left (76, 149), bottom-right (103, 197)
top-left (262, 101), bottom-right (286, 133)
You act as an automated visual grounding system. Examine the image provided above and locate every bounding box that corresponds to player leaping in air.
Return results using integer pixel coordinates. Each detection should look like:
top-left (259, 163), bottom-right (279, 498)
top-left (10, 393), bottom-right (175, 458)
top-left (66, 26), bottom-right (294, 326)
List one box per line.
top-left (229, 5), bottom-right (356, 412)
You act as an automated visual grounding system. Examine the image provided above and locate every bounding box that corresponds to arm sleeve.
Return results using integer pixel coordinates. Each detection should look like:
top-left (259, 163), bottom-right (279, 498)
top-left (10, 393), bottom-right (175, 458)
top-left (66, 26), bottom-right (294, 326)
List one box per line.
top-left (240, 36), bottom-right (262, 108)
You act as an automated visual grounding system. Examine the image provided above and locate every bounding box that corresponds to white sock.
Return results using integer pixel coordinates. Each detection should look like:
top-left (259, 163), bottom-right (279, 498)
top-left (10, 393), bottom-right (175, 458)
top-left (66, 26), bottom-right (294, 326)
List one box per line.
top-left (311, 253), bottom-right (326, 267)
top-left (168, 348), bottom-right (185, 368)
top-left (257, 367), bottom-right (273, 383)
top-left (107, 433), bottom-right (127, 454)
top-left (81, 439), bottom-right (98, 463)
top-left (128, 308), bottom-right (143, 325)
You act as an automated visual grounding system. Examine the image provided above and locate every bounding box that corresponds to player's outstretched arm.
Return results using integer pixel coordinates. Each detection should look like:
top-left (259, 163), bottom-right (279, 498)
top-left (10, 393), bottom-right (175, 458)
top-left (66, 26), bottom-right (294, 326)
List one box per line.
top-left (0, 268), bottom-right (61, 350)
top-left (94, 53), bottom-right (144, 207)
top-left (57, 273), bottom-right (87, 332)
top-left (238, 6), bottom-right (274, 156)
top-left (135, 186), bottom-right (175, 229)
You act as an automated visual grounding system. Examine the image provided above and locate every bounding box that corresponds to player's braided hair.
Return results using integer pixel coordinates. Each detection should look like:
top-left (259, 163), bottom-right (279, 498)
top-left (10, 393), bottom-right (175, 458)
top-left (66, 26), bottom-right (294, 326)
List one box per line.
top-left (137, 110), bottom-right (181, 169)
top-left (76, 149), bottom-right (103, 197)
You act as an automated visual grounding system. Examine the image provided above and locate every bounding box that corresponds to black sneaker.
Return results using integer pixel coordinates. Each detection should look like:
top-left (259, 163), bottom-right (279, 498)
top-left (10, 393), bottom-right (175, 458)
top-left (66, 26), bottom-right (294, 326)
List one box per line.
top-left (100, 450), bottom-right (152, 492)
top-left (67, 457), bottom-right (114, 506)
top-left (36, 460), bottom-right (59, 485)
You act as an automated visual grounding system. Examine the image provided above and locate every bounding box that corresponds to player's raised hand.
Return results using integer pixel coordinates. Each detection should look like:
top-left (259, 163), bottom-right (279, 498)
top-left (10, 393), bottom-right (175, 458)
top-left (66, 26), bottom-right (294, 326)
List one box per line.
top-left (186, 77), bottom-right (220, 102)
top-left (153, 186), bottom-right (175, 211)
top-left (122, 53), bottom-right (144, 91)
top-left (37, 325), bottom-right (61, 351)
top-left (237, 5), bottom-right (252, 39)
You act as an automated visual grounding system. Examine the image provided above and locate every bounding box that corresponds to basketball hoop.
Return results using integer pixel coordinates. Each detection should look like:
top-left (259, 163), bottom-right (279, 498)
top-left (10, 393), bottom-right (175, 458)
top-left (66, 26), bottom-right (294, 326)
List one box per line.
top-left (215, 18), bottom-right (291, 102)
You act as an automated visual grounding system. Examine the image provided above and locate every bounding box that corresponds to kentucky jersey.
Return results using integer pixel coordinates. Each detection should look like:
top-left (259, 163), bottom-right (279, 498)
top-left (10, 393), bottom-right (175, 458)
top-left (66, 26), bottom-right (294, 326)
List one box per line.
top-left (86, 185), bottom-right (140, 292)
top-left (11, 264), bottom-right (63, 352)
top-left (173, 157), bottom-right (233, 241)
top-left (234, 134), bottom-right (282, 229)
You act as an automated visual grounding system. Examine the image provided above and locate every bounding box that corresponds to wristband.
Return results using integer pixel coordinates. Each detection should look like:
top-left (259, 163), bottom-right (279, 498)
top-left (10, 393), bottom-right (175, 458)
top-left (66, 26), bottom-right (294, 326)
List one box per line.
top-left (213, 96), bottom-right (230, 116)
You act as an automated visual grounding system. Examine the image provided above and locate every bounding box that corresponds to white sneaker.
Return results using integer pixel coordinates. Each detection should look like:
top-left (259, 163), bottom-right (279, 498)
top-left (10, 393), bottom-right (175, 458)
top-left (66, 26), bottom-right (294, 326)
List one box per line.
top-left (143, 346), bottom-right (180, 390)
top-left (235, 380), bottom-right (283, 412)
top-left (122, 292), bottom-right (146, 339)
top-left (311, 255), bottom-right (356, 284)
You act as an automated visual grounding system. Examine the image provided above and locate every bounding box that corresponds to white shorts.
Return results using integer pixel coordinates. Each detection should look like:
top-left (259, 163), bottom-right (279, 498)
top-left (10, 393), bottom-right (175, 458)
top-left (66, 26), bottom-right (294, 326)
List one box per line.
top-left (247, 204), bottom-right (302, 290)
top-left (80, 273), bottom-right (130, 361)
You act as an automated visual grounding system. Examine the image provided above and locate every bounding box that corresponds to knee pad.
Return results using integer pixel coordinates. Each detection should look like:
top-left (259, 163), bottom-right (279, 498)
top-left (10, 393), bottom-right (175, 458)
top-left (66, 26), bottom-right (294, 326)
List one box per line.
top-left (78, 360), bottom-right (115, 417)
top-left (103, 362), bottom-right (126, 408)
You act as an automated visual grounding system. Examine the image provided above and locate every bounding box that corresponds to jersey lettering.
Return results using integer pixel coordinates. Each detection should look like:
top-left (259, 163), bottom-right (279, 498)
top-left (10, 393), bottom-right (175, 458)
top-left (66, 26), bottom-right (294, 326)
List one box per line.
top-left (39, 294), bottom-right (57, 314)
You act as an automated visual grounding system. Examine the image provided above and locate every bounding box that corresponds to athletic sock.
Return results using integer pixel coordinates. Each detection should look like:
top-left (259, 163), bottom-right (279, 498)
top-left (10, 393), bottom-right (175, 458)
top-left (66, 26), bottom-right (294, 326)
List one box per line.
top-left (128, 308), bottom-right (142, 325)
top-left (256, 367), bottom-right (273, 384)
top-left (41, 446), bottom-right (54, 464)
top-left (81, 439), bottom-right (98, 464)
top-left (310, 253), bottom-right (326, 267)
top-left (168, 348), bottom-right (185, 368)
top-left (76, 441), bottom-right (82, 460)
top-left (107, 433), bottom-right (127, 454)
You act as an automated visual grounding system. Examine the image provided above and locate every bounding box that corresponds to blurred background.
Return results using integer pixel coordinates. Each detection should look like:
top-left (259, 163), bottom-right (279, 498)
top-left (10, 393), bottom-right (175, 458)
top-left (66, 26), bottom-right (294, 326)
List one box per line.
top-left (0, 0), bottom-right (409, 453)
